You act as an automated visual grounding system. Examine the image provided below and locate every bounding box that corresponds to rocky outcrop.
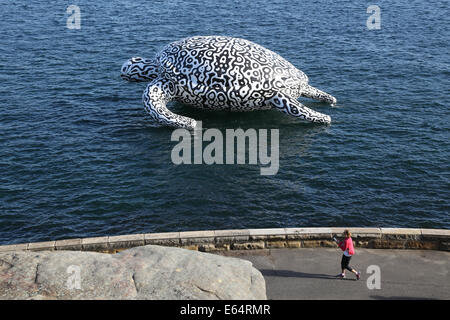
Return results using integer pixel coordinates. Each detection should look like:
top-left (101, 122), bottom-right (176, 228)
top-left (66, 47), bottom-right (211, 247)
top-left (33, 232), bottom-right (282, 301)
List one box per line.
top-left (0, 245), bottom-right (266, 300)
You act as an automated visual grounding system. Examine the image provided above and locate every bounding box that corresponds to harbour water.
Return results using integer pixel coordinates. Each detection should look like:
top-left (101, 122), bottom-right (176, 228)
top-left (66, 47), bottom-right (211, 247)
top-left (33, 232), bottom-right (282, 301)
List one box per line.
top-left (0, 0), bottom-right (448, 244)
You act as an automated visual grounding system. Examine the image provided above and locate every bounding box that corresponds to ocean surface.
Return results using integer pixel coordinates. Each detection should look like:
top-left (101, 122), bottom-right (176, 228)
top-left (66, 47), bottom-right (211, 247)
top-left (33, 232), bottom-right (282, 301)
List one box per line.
top-left (0, 0), bottom-right (449, 245)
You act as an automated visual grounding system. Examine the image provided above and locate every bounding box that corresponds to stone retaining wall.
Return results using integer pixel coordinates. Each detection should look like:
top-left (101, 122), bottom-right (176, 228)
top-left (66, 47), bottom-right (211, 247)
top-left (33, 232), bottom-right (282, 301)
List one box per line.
top-left (0, 228), bottom-right (449, 253)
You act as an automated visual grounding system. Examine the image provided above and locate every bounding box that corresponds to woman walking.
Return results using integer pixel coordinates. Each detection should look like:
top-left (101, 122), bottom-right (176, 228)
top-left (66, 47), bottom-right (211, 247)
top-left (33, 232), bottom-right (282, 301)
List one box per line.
top-left (335, 230), bottom-right (361, 280)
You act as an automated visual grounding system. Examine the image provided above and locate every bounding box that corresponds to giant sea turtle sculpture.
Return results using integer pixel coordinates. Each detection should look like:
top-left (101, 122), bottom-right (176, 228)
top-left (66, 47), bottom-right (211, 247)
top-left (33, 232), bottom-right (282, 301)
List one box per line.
top-left (121, 36), bottom-right (337, 129)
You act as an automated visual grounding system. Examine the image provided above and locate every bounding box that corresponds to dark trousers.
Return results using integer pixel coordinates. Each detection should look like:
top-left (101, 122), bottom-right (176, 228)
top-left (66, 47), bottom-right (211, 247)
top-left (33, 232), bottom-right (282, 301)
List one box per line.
top-left (341, 254), bottom-right (353, 271)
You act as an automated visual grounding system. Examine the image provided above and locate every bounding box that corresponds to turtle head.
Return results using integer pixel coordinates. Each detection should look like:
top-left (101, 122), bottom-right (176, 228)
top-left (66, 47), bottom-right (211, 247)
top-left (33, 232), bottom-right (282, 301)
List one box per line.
top-left (121, 57), bottom-right (159, 82)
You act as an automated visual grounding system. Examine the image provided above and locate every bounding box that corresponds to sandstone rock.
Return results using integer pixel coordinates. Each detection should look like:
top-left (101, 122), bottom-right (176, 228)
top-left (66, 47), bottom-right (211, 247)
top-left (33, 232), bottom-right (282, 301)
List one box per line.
top-left (286, 241), bottom-right (302, 248)
top-left (266, 241), bottom-right (287, 249)
top-left (0, 245), bottom-right (266, 300)
top-left (231, 242), bottom-right (265, 250)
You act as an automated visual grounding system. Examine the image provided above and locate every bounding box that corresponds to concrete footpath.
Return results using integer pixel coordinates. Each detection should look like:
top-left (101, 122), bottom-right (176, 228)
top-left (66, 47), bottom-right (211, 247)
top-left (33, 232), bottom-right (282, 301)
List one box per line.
top-left (218, 248), bottom-right (450, 300)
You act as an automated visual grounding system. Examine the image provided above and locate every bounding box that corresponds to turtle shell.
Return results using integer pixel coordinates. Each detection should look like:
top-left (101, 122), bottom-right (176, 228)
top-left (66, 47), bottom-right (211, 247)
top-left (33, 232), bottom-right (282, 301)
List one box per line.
top-left (155, 36), bottom-right (308, 106)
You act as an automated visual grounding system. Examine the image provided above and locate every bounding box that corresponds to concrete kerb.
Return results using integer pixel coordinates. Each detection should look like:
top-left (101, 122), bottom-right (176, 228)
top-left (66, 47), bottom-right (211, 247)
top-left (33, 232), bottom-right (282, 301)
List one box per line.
top-left (381, 228), bottom-right (422, 240)
top-left (249, 228), bottom-right (287, 241)
top-left (421, 229), bottom-right (450, 251)
top-left (81, 236), bottom-right (109, 251)
top-left (179, 230), bottom-right (215, 246)
top-left (0, 227), bottom-right (449, 253)
top-left (214, 229), bottom-right (250, 243)
top-left (214, 229), bottom-right (250, 251)
top-left (285, 228), bottom-right (332, 240)
top-left (420, 229), bottom-right (450, 240)
top-left (108, 234), bottom-right (145, 250)
top-left (0, 243), bottom-right (28, 253)
top-left (332, 227), bottom-right (382, 239)
top-left (55, 238), bottom-right (82, 251)
top-left (27, 241), bottom-right (56, 251)
top-left (144, 232), bottom-right (181, 247)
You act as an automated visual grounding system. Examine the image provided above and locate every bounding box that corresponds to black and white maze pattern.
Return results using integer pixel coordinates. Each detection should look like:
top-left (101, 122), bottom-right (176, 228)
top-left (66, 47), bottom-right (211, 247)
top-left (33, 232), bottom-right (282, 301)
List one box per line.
top-left (121, 36), bottom-right (336, 129)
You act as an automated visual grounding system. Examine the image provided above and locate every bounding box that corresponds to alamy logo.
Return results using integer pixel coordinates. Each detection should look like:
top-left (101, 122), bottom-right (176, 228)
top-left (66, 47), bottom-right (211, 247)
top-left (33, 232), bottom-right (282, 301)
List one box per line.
top-left (171, 122), bottom-right (279, 175)
top-left (66, 265), bottom-right (81, 290)
top-left (366, 5), bottom-right (381, 30)
top-left (66, 5), bottom-right (81, 29)
top-left (366, 265), bottom-right (381, 289)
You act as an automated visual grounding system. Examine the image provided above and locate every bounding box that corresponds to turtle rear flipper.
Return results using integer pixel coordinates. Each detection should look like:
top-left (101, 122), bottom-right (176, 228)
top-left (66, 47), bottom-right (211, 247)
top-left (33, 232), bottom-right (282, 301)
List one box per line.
top-left (270, 92), bottom-right (331, 124)
top-left (301, 84), bottom-right (337, 106)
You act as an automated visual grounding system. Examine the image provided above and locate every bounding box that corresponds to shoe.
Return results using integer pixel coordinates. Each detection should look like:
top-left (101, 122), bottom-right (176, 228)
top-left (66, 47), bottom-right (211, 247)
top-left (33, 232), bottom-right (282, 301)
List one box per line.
top-left (356, 272), bottom-right (361, 280)
top-left (337, 273), bottom-right (345, 279)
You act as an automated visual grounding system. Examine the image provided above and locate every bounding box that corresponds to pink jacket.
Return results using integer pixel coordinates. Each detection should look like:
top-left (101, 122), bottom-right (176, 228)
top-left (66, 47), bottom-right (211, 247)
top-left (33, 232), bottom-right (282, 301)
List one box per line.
top-left (339, 237), bottom-right (355, 255)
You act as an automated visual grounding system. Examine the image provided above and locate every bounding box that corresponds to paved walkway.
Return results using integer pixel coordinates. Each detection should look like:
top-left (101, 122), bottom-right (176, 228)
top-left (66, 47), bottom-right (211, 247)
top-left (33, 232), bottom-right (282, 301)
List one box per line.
top-left (218, 248), bottom-right (450, 300)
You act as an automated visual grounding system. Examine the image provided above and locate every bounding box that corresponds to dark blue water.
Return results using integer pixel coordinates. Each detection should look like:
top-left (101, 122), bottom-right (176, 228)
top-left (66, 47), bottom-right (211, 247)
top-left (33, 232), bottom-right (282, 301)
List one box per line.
top-left (0, 1), bottom-right (449, 245)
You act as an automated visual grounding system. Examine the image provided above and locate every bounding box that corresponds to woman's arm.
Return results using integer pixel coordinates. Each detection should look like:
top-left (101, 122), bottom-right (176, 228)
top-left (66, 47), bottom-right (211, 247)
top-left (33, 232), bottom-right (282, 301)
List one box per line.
top-left (339, 239), bottom-right (349, 251)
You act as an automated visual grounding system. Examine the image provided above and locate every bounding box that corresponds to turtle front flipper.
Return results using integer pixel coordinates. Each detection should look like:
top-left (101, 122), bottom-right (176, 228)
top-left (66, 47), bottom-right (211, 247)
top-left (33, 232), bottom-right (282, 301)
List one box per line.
top-left (270, 92), bottom-right (331, 124)
top-left (143, 79), bottom-right (197, 130)
top-left (300, 84), bottom-right (337, 106)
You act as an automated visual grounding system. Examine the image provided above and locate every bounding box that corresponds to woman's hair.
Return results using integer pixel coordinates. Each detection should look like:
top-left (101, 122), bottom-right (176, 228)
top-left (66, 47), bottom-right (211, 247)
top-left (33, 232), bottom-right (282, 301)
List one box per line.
top-left (344, 229), bottom-right (352, 237)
